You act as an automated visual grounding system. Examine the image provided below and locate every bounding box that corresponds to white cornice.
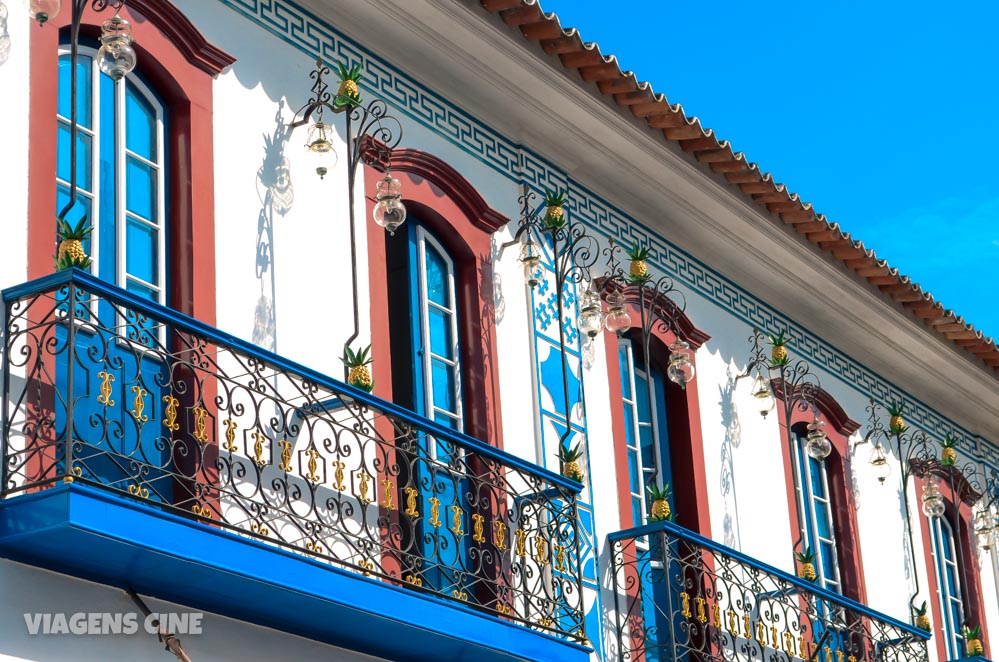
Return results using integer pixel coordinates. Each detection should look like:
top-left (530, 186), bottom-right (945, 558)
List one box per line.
top-left (300, 0), bottom-right (999, 439)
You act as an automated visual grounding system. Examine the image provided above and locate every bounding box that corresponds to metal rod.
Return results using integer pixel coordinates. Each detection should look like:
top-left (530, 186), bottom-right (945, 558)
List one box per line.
top-left (57, 0), bottom-right (88, 223)
top-left (343, 110), bottom-right (360, 359)
top-left (897, 434), bottom-right (922, 613)
top-left (125, 588), bottom-right (194, 662)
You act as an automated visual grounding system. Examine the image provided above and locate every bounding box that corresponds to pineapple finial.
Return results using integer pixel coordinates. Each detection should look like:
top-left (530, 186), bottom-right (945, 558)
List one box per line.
top-left (55, 216), bottom-right (93, 271)
top-left (341, 343), bottom-right (374, 392)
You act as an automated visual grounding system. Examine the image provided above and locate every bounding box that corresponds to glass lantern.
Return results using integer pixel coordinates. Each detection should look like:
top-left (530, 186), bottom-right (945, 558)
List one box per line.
top-left (96, 15), bottom-right (137, 81)
top-left (751, 375), bottom-right (776, 418)
top-left (373, 172), bottom-right (406, 234)
top-left (603, 290), bottom-right (631, 334)
top-left (519, 238), bottom-right (543, 288)
top-left (24, 0), bottom-right (61, 25)
top-left (975, 507), bottom-right (995, 551)
top-left (577, 287), bottom-right (605, 339)
top-left (921, 477), bottom-right (945, 519)
top-left (870, 442), bottom-right (891, 484)
top-left (804, 417), bottom-right (831, 460)
top-left (667, 339), bottom-right (695, 387)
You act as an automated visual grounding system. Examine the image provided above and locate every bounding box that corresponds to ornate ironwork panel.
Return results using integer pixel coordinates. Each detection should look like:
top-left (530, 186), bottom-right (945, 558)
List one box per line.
top-left (1, 270), bottom-right (584, 640)
top-left (610, 522), bottom-right (928, 662)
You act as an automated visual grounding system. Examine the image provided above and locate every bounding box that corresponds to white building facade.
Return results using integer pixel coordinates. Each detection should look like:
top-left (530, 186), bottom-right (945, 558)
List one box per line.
top-left (0, 1), bottom-right (997, 661)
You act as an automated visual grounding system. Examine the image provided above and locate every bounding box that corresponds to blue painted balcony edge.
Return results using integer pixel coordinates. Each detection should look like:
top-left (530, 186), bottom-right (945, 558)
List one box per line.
top-left (610, 520), bottom-right (930, 642)
top-left (0, 484), bottom-right (591, 662)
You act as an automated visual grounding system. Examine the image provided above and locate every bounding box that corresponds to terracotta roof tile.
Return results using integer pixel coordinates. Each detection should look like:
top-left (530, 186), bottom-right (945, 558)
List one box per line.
top-left (478, 0), bottom-right (998, 376)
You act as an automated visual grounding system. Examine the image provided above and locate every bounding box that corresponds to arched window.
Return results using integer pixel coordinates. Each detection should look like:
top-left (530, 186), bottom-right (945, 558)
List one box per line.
top-left (605, 290), bottom-right (711, 535)
top-left (57, 47), bottom-right (166, 304)
top-left (930, 515), bottom-right (965, 659)
top-left (775, 386), bottom-right (865, 603)
top-left (365, 150), bottom-right (507, 449)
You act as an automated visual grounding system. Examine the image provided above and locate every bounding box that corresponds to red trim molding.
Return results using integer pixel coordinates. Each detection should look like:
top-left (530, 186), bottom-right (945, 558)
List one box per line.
top-left (125, 0), bottom-right (235, 77)
top-left (771, 380), bottom-right (861, 435)
top-left (385, 149), bottom-right (508, 234)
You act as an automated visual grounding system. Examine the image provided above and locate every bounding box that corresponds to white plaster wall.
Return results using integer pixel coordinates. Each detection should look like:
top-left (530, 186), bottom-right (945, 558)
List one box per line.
top-left (0, 0), bottom-right (30, 292)
top-left (0, 559), bottom-right (386, 662)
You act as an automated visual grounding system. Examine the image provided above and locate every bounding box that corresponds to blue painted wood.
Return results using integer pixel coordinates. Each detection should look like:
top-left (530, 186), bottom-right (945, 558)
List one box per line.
top-left (0, 484), bottom-right (590, 662)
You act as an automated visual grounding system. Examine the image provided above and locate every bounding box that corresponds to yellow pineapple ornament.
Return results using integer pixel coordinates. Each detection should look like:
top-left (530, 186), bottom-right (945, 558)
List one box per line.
top-left (941, 434), bottom-right (958, 467)
top-left (768, 330), bottom-right (789, 366)
top-left (887, 401), bottom-right (906, 435)
top-left (964, 625), bottom-right (984, 657)
top-left (334, 62), bottom-right (362, 108)
top-left (55, 217), bottom-right (92, 270)
top-left (626, 243), bottom-right (650, 284)
top-left (542, 189), bottom-right (567, 229)
top-left (913, 601), bottom-right (931, 632)
top-left (341, 344), bottom-right (373, 392)
top-left (796, 546), bottom-right (817, 582)
top-left (557, 442), bottom-right (584, 483)
top-left (646, 483), bottom-right (672, 522)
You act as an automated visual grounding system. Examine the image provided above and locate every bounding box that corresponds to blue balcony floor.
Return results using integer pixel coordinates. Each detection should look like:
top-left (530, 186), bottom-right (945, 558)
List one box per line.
top-left (0, 484), bottom-right (590, 662)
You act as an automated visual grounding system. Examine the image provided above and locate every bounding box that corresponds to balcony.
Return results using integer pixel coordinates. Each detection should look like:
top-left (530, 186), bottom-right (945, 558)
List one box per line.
top-left (609, 521), bottom-right (929, 662)
top-left (0, 269), bottom-right (589, 662)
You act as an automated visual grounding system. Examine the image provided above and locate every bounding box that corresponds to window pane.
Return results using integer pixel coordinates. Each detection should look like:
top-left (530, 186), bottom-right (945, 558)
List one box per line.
top-left (632, 497), bottom-right (642, 526)
top-left (618, 345), bottom-right (633, 399)
top-left (126, 218), bottom-right (158, 285)
top-left (424, 244), bottom-right (450, 307)
top-left (431, 358), bottom-right (457, 414)
top-left (56, 185), bottom-right (93, 241)
top-left (627, 449), bottom-right (640, 492)
top-left (125, 84), bottom-right (157, 160)
top-left (819, 542), bottom-right (836, 577)
top-left (58, 55), bottom-right (92, 128)
top-left (814, 501), bottom-right (833, 540)
top-left (125, 157), bottom-right (157, 221)
top-left (809, 458), bottom-right (826, 498)
top-left (622, 403), bottom-right (636, 448)
top-left (639, 424), bottom-right (656, 472)
top-left (57, 122), bottom-right (93, 190)
top-left (428, 307), bottom-right (454, 359)
top-left (635, 373), bottom-right (652, 423)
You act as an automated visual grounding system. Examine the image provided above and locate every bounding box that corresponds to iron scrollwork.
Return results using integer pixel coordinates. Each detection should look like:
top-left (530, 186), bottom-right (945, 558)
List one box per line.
top-left (1, 270), bottom-right (585, 641)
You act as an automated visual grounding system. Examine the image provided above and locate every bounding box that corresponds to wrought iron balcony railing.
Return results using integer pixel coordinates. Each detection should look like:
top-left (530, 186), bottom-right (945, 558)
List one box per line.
top-left (610, 521), bottom-right (929, 662)
top-left (1, 269), bottom-right (585, 640)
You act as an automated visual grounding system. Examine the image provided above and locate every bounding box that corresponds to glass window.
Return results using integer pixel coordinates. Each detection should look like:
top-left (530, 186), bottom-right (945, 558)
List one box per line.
top-left (619, 339), bottom-right (670, 529)
top-left (794, 431), bottom-right (842, 593)
top-left (931, 516), bottom-right (966, 659)
top-left (57, 48), bottom-right (166, 306)
top-left (415, 227), bottom-right (462, 457)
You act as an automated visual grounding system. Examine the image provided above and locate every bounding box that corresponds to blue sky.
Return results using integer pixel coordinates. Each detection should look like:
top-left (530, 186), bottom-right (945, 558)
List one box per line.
top-left (540, 0), bottom-right (999, 341)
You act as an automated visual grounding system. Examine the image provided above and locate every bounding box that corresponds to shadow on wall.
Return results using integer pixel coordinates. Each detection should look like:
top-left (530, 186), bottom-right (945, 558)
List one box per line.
top-left (252, 101), bottom-right (293, 352)
top-left (719, 366), bottom-right (742, 550)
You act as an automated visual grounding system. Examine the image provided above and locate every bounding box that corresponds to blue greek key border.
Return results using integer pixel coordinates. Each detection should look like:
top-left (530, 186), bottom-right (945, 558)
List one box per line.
top-left (214, 0), bottom-right (996, 468)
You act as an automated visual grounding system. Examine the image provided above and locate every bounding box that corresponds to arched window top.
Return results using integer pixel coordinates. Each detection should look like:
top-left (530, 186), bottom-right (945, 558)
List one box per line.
top-left (773, 381), bottom-right (861, 436)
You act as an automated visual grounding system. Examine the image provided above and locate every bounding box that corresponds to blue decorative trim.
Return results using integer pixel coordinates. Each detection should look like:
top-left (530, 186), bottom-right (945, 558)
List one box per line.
top-left (210, 0), bottom-right (997, 470)
top-left (0, 484), bottom-right (591, 662)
